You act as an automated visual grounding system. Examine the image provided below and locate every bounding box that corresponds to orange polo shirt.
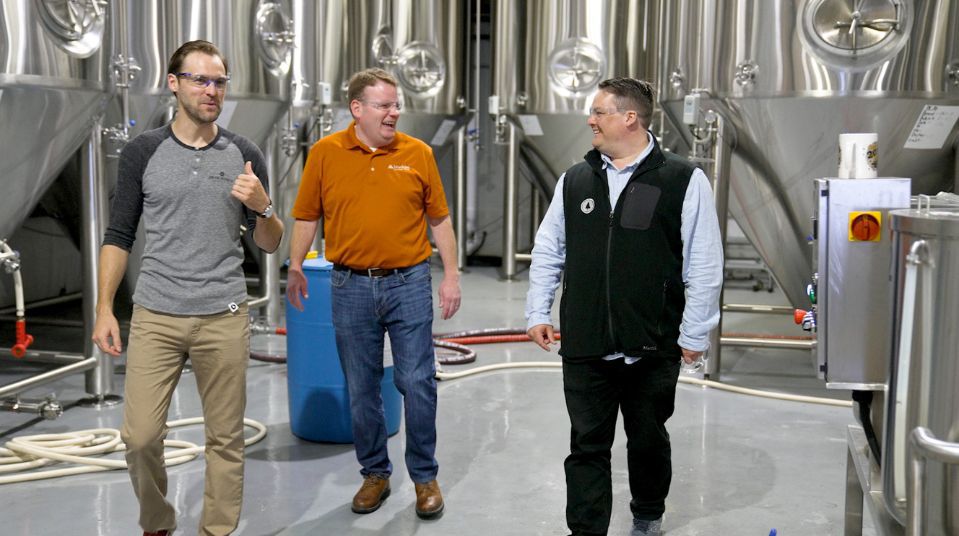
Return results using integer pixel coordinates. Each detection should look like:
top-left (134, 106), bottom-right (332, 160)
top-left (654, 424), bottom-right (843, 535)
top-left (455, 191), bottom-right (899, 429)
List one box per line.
top-left (292, 121), bottom-right (449, 269)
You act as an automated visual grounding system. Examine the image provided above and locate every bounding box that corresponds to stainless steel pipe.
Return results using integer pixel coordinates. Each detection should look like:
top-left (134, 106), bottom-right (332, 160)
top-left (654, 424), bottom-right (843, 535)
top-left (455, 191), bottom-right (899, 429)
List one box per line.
top-left (500, 121), bottom-right (519, 279)
top-left (705, 111), bottom-right (731, 379)
top-left (720, 337), bottom-right (815, 350)
top-left (0, 357), bottom-right (97, 399)
top-left (723, 304), bottom-right (795, 314)
top-left (81, 119), bottom-right (116, 399)
top-left (456, 126), bottom-right (467, 269)
top-left (908, 427), bottom-right (959, 536)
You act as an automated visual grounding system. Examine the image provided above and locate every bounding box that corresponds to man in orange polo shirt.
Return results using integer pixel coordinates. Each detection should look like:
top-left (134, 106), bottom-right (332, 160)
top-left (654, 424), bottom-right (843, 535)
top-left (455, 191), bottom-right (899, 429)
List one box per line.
top-left (287, 68), bottom-right (460, 519)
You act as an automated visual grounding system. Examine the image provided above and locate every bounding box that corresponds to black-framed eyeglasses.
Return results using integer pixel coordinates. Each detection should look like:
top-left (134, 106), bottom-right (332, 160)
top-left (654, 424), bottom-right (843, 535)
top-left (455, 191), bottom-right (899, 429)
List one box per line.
top-left (177, 72), bottom-right (231, 90)
top-left (361, 100), bottom-right (403, 112)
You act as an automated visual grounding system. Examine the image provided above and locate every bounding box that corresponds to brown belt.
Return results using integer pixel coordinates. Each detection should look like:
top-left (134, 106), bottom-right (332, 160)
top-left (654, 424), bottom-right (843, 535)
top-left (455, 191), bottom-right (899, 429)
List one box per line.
top-left (332, 264), bottom-right (400, 277)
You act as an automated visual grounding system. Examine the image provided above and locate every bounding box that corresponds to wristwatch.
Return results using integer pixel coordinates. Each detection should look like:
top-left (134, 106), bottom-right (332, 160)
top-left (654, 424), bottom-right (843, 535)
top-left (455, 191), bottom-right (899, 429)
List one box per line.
top-left (258, 202), bottom-right (273, 219)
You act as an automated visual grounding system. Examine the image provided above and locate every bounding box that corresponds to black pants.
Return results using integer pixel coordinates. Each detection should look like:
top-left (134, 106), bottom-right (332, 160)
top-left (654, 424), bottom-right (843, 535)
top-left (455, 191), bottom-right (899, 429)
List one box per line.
top-left (563, 356), bottom-right (680, 536)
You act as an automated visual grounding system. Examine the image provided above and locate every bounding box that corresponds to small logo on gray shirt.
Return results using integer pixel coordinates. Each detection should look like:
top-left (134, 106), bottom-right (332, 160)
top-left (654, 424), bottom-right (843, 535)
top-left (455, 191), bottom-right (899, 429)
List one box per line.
top-left (208, 171), bottom-right (232, 182)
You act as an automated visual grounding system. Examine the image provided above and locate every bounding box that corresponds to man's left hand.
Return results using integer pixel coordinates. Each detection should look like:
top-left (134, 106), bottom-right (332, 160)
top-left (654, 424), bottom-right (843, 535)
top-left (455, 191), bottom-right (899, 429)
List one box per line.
top-left (437, 274), bottom-right (461, 320)
top-left (232, 161), bottom-right (270, 214)
top-left (680, 347), bottom-right (703, 364)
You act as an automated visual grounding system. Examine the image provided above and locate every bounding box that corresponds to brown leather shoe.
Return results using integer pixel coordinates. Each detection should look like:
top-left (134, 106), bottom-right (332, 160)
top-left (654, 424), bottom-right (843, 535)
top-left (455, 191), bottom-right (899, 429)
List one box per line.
top-left (352, 474), bottom-right (390, 514)
top-left (414, 479), bottom-right (444, 519)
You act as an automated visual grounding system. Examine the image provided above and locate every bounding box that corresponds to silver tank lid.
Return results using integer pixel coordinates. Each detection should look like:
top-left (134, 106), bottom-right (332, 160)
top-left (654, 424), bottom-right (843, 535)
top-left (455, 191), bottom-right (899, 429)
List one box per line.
top-left (890, 204), bottom-right (959, 239)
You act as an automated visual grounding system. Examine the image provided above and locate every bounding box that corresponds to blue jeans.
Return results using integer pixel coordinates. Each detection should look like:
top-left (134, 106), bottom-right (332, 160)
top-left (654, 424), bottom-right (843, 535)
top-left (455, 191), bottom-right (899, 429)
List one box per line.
top-left (330, 260), bottom-right (438, 483)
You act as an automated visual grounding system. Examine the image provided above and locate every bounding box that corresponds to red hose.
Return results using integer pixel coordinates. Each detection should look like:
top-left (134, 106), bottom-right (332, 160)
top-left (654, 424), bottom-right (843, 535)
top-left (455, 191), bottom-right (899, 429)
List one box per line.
top-left (440, 334), bottom-right (562, 345)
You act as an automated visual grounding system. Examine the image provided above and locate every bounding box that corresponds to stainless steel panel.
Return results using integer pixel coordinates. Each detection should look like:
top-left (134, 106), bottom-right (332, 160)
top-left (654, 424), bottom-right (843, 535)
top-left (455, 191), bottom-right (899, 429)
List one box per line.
top-left (884, 207), bottom-right (959, 530)
top-left (659, 0), bottom-right (959, 307)
top-left (0, 0), bottom-right (107, 239)
top-left (814, 178), bottom-right (910, 387)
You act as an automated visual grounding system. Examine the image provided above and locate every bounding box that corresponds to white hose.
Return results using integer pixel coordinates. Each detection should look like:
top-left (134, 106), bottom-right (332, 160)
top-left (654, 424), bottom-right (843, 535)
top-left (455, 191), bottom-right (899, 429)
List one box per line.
top-left (0, 241), bottom-right (24, 318)
top-left (436, 362), bottom-right (852, 408)
top-left (0, 417), bottom-right (267, 485)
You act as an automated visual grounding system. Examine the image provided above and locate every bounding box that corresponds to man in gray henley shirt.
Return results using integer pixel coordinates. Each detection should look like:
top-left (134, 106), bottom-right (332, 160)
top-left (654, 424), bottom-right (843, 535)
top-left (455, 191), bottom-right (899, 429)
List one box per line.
top-left (91, 40), bottom-right (283, 536)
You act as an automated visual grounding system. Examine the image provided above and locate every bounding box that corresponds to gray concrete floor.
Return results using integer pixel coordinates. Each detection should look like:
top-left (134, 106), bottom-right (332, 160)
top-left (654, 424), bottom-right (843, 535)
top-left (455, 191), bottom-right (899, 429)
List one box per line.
top-left (0, 266), bottom-right (874, 535)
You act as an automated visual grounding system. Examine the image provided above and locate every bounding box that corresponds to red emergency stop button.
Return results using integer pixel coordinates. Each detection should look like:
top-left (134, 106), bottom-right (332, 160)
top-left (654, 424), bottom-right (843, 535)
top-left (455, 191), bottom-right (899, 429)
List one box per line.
top-left (848, 211), bottom-right (881, 242)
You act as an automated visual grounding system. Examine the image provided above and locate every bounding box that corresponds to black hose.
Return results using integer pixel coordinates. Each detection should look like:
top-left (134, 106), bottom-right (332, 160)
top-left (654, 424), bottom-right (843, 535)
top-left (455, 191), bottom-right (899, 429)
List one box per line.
top-left (851, 390), bottom-right (881, 464)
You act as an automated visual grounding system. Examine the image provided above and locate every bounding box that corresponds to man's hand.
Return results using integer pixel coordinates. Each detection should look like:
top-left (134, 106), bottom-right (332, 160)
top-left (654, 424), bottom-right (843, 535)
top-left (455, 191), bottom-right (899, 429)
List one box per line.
top-left (232, 161), bottom-right (271, 214)
top-left (680, 347), bottom-right (703, 365)
top-left (437, 274), bottom-right (461, 320)
top-left (91, 311), bottom-right (123, 356)
top-left (527, 324), bottom-right (557, 352)
top-left (286, 266), bottom-right (309, 312)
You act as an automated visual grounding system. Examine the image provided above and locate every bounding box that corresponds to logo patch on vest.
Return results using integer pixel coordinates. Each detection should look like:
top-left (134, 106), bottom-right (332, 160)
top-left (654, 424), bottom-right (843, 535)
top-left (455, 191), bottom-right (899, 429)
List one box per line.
top-left (580, 198), bottom-right (595, 214)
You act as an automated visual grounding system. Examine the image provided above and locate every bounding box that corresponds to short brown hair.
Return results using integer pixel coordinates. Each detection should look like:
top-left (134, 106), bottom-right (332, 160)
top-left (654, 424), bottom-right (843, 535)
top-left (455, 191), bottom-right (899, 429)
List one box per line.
top-left (346, 68), bottom-right (397, 104)
top-left (167, 40), bottom-right (229, 76)
top-left (598, 78), bottom-right (654, 129)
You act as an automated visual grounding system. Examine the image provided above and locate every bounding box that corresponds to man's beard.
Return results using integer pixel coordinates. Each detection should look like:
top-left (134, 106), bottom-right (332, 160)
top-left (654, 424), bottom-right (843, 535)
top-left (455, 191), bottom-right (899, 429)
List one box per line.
top-left (181, 99), bottom-right (221, 124)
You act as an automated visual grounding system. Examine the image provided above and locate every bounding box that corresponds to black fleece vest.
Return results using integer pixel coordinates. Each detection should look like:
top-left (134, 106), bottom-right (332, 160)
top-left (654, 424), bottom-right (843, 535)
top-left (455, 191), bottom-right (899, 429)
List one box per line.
top-left (558, 140), bottom-right (695, 360)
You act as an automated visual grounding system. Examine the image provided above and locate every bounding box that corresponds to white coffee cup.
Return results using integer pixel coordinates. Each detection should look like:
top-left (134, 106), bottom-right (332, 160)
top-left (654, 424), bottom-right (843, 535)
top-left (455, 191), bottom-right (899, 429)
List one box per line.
top-left (838, 133), bottom-right (879, 178)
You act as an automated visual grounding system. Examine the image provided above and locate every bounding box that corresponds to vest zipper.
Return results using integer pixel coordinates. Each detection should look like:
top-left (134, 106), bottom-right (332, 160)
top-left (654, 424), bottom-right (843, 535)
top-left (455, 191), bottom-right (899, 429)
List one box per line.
top-left (606, 210), bottom-right (617, 349)
top-left (655, 279), bottom-right (668, 337)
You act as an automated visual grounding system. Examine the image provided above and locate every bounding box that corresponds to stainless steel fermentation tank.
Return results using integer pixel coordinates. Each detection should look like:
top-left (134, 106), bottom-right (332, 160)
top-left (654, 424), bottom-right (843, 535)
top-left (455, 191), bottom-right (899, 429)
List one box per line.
top-left (491, 0), bottom-right (662, 277)
top-left (0, 0), bottom-right (109, 240)
top-left (882, 206), bottom-right (959, 532)
top-left (659, 0), bottom-right (959, 308)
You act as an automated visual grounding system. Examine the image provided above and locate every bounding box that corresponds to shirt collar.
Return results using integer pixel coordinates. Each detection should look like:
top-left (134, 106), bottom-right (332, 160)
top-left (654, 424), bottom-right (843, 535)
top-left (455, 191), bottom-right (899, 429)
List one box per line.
top-left (599, 131), bottom-right (656, 171)
top-left (344, 120), bottom-right (399, 153)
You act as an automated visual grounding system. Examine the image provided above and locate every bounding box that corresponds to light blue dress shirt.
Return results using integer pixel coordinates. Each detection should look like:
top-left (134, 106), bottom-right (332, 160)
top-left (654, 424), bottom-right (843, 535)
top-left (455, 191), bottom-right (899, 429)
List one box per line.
top-left (525, 133), bottom-right (724, 363)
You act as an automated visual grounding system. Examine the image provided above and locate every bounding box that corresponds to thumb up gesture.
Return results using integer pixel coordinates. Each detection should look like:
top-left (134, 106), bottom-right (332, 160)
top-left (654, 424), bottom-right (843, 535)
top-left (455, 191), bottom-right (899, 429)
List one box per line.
top-left (232, 161), bottom-right (270, 214)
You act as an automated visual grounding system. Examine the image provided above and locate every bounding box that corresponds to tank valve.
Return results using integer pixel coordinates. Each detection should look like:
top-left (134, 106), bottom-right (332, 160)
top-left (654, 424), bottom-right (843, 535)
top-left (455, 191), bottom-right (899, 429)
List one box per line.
top-left (794, 309), bottom-right (816, 332)
top-left (669, 69), bottom-right (685, 90)
top-left (11, 318), bottom-right (34, 358)
top-left (0, 396), bottom-right (62, 420)
top-left (947, 61), bottom-right (959, 87)
top-left (734, 61), bottom-right (758, 88)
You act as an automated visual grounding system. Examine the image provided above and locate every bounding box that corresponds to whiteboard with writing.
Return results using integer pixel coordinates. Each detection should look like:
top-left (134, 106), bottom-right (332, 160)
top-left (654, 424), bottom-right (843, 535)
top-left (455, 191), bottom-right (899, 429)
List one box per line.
top-left (904, 105), bottom-right (959, 150)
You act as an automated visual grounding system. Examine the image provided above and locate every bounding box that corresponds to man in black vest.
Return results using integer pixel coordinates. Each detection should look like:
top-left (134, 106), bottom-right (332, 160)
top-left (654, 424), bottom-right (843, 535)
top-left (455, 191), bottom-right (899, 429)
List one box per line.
top-left (525, 78), bottom-right (723, 536)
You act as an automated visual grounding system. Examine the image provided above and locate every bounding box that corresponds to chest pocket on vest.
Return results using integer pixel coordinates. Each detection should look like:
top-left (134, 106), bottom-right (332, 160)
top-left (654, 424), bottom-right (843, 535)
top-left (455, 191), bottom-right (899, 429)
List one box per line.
top-left (619, 183), bottom-right (661, 230)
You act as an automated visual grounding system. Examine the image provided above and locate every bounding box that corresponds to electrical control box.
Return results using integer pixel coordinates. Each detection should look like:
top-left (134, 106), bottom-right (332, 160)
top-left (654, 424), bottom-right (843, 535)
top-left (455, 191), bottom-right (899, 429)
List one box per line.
top-left (813, 178), bottom-right (911, 388)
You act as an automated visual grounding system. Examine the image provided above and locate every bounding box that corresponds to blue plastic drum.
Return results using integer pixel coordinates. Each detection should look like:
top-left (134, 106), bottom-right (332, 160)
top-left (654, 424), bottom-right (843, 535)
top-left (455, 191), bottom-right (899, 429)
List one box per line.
top-left (285, 257), bottom-right (402, 443)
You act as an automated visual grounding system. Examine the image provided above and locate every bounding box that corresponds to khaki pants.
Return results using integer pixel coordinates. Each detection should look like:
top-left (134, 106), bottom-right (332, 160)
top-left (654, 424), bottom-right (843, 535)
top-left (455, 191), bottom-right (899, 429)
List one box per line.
top-left (121, 304), bottom-right (249, 536)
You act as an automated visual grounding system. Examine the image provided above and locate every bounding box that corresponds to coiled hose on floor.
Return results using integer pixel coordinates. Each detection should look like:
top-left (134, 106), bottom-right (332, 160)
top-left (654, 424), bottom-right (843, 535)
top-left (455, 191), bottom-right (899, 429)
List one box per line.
top-left (0, 417), bottom-right (267, 485)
